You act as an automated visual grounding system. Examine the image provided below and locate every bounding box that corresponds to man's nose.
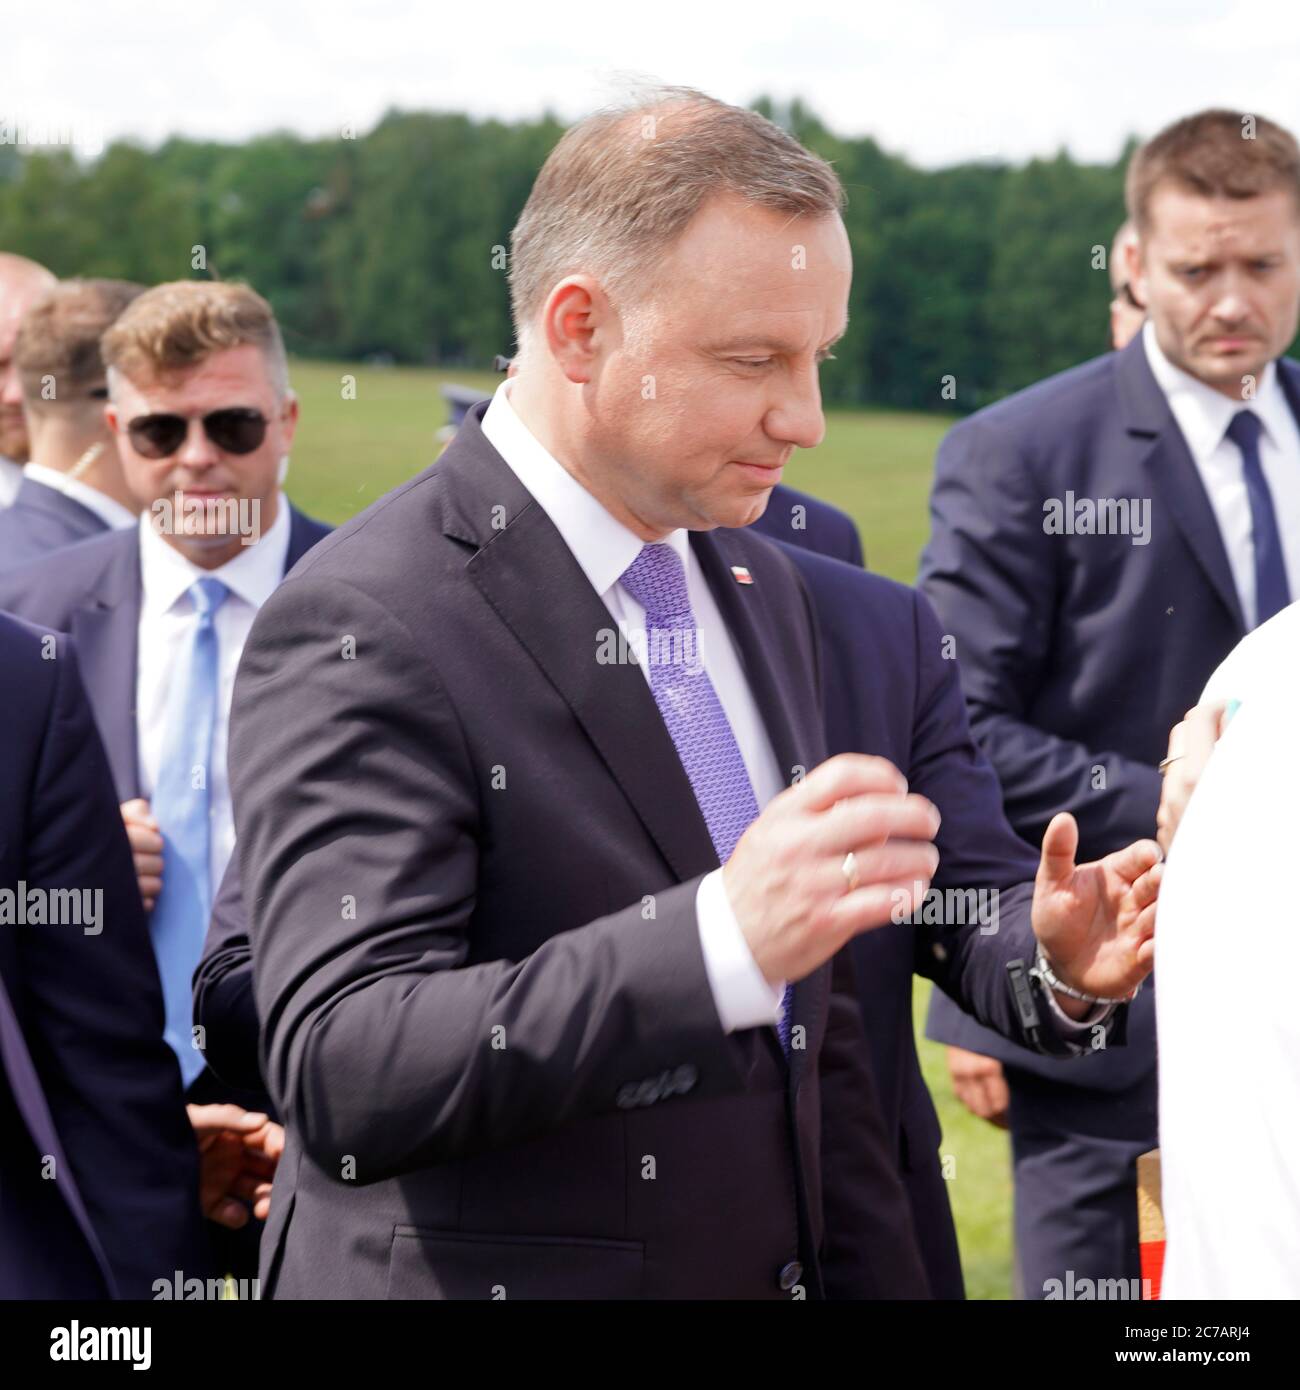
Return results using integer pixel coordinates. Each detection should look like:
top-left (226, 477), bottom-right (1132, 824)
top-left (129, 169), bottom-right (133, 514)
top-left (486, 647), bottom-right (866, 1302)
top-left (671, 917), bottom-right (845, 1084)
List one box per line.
top-left (0, 363), bottom-right (22, 408)
top-left (1208, 276), bottom-right (1251, 326)
top-left (768, 369), bottom-right (826, 451)
top-left (175, 418), bottom-right (219, 467)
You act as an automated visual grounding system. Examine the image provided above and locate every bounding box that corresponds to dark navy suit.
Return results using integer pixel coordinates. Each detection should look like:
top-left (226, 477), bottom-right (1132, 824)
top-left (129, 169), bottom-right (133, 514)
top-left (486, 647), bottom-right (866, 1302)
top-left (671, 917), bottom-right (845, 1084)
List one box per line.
top-left (0, 475), bottom-right (113, 572)
top-left (194, 479), bottom-right (1107, 1299)
top-left (0, 613), bottom-right (208, 1297)
top-left (750, 481), bottom-right (865, 565)
top-left (918, 331), bottom-right (1283, 1293)
top-left (0, 506), bottom-right (329, 1278)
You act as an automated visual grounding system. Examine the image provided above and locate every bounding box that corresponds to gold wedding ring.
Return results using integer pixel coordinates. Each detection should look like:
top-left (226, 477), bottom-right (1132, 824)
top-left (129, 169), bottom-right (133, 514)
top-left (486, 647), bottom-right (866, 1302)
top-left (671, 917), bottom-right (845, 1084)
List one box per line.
top-left (841, 851), bottom-right (860, 892)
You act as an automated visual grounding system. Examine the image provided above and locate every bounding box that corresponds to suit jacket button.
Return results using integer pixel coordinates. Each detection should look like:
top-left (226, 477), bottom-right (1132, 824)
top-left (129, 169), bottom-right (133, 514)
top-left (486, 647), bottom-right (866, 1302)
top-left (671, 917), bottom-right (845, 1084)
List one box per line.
top-left (778, 1260), bottom-right (803, 1291)
top-left (671, 1064), bottom-right (698, 1095)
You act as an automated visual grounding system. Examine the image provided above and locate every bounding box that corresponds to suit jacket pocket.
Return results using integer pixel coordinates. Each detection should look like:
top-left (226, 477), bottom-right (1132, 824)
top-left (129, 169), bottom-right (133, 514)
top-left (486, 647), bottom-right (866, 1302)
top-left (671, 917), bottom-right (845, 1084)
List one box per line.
top-left (387, 1226), bottom-right (644, 1300)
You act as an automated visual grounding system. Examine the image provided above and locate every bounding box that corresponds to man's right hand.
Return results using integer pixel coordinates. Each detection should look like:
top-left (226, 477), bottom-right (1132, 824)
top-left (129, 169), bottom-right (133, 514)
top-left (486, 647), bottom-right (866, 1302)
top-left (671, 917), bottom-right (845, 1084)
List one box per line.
top-left (945, 1046), bottom-right (1010, 1129)
top-left (723, 753), bottom-right (940, 984)
top-left (120, 798), bottom-right (163, 911)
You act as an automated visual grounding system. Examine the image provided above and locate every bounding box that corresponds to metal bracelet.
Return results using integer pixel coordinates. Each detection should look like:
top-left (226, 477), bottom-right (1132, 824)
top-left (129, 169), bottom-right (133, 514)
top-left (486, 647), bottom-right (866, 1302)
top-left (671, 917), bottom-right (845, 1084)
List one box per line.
top-left (1029, 943), bottom-right (1136, 1006)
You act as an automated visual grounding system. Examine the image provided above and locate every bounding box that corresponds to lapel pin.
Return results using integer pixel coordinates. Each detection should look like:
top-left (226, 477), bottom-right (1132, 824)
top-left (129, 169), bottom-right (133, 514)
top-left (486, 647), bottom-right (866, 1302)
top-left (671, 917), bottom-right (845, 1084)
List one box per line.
top-left (730, 565), bottom-right (754, 585)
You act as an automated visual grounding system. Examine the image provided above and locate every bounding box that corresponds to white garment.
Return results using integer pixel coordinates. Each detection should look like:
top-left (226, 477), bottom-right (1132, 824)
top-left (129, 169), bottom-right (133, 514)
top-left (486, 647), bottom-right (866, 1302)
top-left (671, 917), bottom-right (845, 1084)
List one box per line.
top-left (1143, 321), bottom-right (1300, 630)
top-left (481, 381), bottom-right (787, 1034)
top-left (135, 497), bottom-right (290, 895)
top-left (1156, 678), bottom-right (1300, 1297)
top-left (1202, 599), bottom-right (1300, 705)
top-left (23, 461), bottom-right (135, 530)
top-left (0, 455), bottom-right (22, 506)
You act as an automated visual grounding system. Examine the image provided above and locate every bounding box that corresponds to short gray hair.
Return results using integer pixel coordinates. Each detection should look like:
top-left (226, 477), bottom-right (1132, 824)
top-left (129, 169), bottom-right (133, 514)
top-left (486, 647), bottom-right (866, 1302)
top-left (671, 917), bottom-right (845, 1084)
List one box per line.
top-left (508, 85), bottom-right (845, 351)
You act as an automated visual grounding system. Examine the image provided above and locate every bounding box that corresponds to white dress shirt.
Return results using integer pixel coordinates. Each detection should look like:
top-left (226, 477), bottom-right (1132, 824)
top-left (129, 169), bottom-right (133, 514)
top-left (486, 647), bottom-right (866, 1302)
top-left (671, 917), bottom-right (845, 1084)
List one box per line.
top-left (0, 455), bottom-right (22, 506)
top-left (1143, 321), bottom-right (1300, 630)
top-left (1156, 675), bottom-right (1300, 1297)
top-left (136, 496), bottom-right (291, 895)
top-left (481, 381), bottom-right (787, 1035)
top-left (23, 461), bottom-right (136, 530)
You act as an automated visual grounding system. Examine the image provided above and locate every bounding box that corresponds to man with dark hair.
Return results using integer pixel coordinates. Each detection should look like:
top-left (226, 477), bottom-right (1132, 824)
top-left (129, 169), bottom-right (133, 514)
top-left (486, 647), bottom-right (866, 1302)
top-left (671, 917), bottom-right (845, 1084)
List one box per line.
top-left (922, 107), bottom-right (1300, 1296)
top-left (0, 278), bottom-right (144, 571)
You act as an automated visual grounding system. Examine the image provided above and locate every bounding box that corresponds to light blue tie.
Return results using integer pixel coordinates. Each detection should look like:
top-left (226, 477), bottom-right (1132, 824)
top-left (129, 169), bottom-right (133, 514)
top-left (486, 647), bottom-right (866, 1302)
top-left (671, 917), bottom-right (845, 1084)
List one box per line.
top-left (149, 576), bottom-right (228, 1087)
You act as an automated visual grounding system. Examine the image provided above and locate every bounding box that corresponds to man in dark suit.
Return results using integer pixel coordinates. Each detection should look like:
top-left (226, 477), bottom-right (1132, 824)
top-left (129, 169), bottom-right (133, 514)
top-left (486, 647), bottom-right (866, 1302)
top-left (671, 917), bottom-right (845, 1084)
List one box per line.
top-left (0, 280), bottom-right (328, 1277)
top-left (746, 480), bottom-right (864, 564)
top-left (225, 88), bottom-right (1159, 1301)
top-left (0, 278), bottom-right (145, 572)
top-left (920, 108), bottom-right (1300, 1296)
top-left (0, 612), bottom-right (210, 1297)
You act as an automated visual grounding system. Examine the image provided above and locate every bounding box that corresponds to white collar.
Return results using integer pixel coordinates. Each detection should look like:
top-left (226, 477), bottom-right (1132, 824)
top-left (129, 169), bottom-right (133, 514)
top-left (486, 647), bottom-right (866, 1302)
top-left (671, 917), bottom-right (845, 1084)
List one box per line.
top-left (138, 491), bottom-right (291, 618)
top-left (1143, 319), bottom-right (1291, 458)
top-left (480, 380), bottom-right (690, 596)
top-left (23, 461), bottom-right (136, 530)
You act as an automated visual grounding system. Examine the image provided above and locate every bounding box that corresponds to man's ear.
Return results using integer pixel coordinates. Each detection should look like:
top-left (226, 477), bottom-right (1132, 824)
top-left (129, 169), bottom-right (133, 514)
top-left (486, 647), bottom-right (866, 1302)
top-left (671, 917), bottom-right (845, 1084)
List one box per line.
top-left (1124, 233), bottom-right (1145, 305)
top-left (540, 275), bottom-right (609, 385)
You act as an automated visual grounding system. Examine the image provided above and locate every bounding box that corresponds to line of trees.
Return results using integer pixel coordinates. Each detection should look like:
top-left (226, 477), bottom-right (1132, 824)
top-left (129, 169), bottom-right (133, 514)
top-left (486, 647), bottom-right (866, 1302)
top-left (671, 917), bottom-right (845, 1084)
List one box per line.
top-left (0, 100), bottom-right (1137, 411)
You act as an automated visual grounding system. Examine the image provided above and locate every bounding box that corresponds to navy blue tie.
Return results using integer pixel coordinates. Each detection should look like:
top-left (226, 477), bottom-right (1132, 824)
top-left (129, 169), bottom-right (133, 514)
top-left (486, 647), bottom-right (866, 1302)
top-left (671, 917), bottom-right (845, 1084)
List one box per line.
top-left (1226, 409), bottom-right (1291, 627)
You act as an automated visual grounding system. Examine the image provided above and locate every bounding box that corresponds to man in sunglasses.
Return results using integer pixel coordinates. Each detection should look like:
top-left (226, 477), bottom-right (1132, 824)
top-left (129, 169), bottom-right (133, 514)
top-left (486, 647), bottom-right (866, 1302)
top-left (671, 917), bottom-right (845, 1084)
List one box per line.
top-left (0, 251), bottom-right (57, 506)
top-left (0, 279), bottom-right (330, 1283)
top-left (0, 278), bottom-right (145, 572)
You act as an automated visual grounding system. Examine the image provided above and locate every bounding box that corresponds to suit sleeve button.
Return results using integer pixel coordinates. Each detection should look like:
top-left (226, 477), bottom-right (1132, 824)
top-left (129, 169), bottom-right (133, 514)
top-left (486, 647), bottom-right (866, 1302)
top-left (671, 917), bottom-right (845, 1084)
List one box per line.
top-left (778, 1260), bottom-right (803, 1291)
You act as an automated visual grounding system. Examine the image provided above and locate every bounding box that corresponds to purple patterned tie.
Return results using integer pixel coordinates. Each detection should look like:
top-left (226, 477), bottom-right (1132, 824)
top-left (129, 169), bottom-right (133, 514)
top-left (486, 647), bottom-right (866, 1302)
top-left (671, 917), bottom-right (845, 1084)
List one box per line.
top-left (619, 542), bottom-right (794, 1052)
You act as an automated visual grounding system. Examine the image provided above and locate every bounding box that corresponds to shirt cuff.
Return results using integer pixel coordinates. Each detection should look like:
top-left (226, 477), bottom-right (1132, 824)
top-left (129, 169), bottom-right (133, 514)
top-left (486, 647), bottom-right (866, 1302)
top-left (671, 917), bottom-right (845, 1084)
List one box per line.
top-left (695, 868), bottom-right (785, 1033)
top-left (1040, 983), bottom-right (1117, 1034)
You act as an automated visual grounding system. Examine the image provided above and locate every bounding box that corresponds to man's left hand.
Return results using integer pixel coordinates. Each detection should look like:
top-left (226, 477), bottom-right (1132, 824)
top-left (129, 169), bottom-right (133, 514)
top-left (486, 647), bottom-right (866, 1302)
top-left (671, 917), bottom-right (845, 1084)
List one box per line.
top-left (1030, 812), bottom-right (1162, 1015)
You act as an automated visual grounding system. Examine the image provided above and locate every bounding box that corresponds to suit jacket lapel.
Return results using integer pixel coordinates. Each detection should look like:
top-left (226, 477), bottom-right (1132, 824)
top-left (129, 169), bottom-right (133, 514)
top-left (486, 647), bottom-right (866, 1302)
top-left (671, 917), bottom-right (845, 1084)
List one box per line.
top-left (0, 966), bottom-right (118, 1295)
top-left (446, 415), bottom-right (720, 884)
top-left (1115, 334), bottom-right (1246, 634)
top-left (71, 537), bottom-right (142, 801)
top-left (284, 506), bottom-right (329, 572)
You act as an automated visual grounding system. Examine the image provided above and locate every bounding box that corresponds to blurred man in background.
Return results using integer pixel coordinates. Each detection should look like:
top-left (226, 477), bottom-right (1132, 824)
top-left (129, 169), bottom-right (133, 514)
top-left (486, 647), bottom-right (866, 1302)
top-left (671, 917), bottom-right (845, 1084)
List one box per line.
top-left (0, 278), bottom-right (143, 571)
top-left (0, 252), bottom-right (57, 504)
top-left (921, 108), bottom-right (1300, 1297)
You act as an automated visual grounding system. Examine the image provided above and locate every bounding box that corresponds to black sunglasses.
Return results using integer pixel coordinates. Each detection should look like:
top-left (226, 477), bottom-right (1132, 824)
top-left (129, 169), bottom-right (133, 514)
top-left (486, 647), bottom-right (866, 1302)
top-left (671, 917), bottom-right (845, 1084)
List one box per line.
top-left (126, 407), bottom-right (268, 459)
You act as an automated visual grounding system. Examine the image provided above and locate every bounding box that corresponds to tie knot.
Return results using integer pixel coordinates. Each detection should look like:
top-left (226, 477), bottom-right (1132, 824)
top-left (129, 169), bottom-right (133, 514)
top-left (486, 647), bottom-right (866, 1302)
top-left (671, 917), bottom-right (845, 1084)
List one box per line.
top-left (189, 576), bottom-right (229, 621)
top-left (619, 543), bottom-right (692, 621)
top-left (1227, 409), bottom-right (1263, 451)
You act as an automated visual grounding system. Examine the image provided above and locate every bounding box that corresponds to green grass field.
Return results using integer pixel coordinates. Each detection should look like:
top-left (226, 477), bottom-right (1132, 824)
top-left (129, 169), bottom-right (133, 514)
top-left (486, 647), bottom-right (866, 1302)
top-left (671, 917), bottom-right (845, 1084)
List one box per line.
top-left (283, 358), bottom-right (1015, 1300)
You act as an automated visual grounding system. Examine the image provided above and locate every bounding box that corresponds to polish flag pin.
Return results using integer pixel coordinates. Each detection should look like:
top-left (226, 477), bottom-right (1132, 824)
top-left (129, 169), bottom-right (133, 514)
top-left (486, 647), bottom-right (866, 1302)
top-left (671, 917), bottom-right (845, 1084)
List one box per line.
top-left (730, 565), bottom-right (754, 585)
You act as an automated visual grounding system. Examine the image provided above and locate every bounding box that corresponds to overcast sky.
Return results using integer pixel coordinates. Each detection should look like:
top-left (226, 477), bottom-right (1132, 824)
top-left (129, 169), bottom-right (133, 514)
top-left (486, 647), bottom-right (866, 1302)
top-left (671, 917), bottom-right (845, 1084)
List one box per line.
top-left (5, 0), bottom-right (1300, 168)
